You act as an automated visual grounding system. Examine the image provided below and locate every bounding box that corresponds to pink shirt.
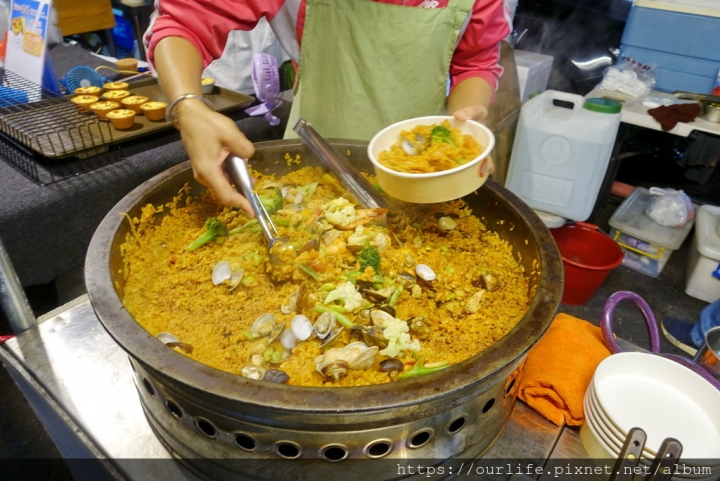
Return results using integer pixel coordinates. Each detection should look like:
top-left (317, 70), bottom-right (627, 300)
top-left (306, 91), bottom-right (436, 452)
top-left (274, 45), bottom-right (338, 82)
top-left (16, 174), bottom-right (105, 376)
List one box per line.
top-left (146, 0), bottom-right (510, 93)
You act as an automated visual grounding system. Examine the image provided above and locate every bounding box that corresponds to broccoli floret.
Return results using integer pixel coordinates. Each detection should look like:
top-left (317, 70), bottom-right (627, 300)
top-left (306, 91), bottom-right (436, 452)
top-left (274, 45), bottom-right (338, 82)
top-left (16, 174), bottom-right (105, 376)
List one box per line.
top-left (186, 217), bottom-right (229, 251)
top-left (357, 243), bottom-right (381, 274)
top-left (430, 125), bottom-right (455, 146)
top-left (258, 188), bottom-right (283, 215)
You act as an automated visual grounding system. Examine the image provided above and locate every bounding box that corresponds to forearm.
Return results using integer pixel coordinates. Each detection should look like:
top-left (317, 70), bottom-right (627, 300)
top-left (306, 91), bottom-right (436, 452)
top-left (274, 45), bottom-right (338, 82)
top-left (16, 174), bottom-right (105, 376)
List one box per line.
top-left (447, 76), bottom-right (493, 114)
top-left (154, 36), bottom-right (207, 121)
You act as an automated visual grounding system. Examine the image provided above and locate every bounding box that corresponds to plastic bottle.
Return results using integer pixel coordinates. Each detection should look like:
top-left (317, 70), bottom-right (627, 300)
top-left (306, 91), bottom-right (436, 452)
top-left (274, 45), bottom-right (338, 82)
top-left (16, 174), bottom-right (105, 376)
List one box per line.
top-left (504, 90), bottom-right (622, 222)
top-left (712, 68), bottom-right (720, 97)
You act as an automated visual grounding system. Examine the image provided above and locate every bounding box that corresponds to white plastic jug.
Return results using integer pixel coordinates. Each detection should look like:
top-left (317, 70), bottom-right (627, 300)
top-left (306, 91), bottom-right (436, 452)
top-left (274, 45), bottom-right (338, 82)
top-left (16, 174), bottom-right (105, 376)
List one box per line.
top-left (504, 90), bottom-right (622, 222)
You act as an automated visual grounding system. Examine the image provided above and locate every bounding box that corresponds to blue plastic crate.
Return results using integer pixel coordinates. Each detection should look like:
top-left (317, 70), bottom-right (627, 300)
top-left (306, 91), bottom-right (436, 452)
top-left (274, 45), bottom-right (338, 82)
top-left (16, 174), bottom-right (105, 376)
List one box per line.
top-left (620, 6), bottom-right (720, 93)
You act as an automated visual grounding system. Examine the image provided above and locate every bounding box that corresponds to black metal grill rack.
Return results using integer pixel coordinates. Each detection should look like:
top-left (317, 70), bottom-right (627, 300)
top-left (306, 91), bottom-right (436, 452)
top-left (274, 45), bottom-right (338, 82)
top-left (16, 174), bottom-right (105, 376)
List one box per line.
top-left (0, 69), bottom-right (124, 185)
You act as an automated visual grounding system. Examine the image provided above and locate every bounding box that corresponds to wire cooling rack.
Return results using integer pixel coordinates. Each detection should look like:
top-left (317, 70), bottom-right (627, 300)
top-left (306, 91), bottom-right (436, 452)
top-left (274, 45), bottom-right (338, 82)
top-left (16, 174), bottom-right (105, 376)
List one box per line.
top-left (0, 69), bottom-right (123, 185)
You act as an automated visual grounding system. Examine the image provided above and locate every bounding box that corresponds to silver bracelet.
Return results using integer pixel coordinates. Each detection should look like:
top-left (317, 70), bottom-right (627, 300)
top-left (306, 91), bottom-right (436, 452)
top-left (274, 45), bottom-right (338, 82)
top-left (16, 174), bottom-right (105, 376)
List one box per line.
top-left (166, 93), bottom-right (215, 129)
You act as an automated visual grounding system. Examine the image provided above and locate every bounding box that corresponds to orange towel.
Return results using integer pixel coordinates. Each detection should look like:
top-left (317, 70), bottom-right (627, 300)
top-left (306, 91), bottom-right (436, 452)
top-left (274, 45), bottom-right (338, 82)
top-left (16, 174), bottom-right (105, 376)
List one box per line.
top-left (517, 313), bottom-right (612, 427)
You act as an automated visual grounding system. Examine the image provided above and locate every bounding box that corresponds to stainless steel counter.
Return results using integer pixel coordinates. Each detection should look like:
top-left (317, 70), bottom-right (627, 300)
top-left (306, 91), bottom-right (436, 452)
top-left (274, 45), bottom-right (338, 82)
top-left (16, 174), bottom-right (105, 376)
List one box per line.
top-left (1, 296), bottom-right (602, 481)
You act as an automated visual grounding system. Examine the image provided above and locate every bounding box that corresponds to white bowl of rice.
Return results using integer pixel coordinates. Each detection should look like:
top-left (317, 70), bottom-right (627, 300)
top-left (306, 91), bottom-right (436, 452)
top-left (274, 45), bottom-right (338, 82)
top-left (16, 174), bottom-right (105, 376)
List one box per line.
top-left (368, 115), bottom-right (495, 204)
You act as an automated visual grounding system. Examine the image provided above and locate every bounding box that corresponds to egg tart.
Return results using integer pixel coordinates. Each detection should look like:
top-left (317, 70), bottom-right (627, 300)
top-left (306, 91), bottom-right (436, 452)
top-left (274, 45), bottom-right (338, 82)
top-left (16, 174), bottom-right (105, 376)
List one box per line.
top-left (103, 81), bottom-right (130, 91)
top-left (106, 109), bottom-right (136, 130)
top-left (139, 101), bottom-right (168, 121)
top-left (73, 86), bottom-right (102, 96)
top-left (89, 101), bottom-right (121, 118)
top-left (102, 90), bottom-right (131, 101)
top-left (71, 95), bottom-right (99, 112)
top-left (121, 95), bottom-right (150, 113)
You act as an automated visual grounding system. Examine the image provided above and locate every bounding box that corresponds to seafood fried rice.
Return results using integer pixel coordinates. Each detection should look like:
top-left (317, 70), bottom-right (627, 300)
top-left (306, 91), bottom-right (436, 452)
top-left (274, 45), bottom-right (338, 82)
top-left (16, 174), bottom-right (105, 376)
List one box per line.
top-left (120, 164), bottom-right (531, 387)
top-left (377, 120), bottom-right (482, 173)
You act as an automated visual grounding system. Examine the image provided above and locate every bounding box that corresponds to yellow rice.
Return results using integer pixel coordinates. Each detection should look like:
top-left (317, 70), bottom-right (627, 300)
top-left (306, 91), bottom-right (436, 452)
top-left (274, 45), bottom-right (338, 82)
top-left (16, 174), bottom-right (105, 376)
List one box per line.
top-left (119, 163), bottom-right (531, 387)
top-left (377, 120), bottom-right (482, 173)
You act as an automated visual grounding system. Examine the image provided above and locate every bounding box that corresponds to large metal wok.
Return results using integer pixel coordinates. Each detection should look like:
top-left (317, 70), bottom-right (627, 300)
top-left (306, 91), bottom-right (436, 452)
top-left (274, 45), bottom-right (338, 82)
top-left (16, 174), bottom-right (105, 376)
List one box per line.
top-left (85, 139), bottom-right (563, 481)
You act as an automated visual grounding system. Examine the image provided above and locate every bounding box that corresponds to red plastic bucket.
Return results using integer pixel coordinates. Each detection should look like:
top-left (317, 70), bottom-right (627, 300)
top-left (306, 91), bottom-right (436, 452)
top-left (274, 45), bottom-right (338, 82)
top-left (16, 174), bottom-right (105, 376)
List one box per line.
top-left (551, 222), bottom-right (624, 305)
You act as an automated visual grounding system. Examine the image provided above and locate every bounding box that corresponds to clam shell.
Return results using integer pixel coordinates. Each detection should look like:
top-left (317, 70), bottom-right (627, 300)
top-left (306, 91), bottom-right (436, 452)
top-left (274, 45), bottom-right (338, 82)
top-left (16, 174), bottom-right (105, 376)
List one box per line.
top-left (415, 264), bottom-right (436, 282)
top-left (313, 311), bottom-right (336, 339)
top-left (212, 261), bottom-right (232, 285)
top-left (282, 284), bottom-right (308, 314)
top-left (319, 325), bottom-right (343, 348)
top-left (156, 332), bottom-right (179, 344)
top-left (241, 365), bottom-right (266, 380)
top-left (370, 309), bottom-right (395, 329)
top-left (408, 316), bottom-right (430, 340)
top-left (251, 313), bottom-right (276, 338)
top-left (317, 359), bottom-right (349, 382)
top-left (228, 268), bottom-right (245, 291)
top-left (267, 320), bottom-right (286, 344)
top-left (348, 345), bottom-right (379, 370)
top-left (291, 315), bottom-right (313, 341)
top-left (397, 271), bottom-right (417, 288)
top-left (438, 216), bottom-right (457, 231)
top-left (464, 290), bottom-right (486, 314)
top-left (379, 358), bottom-right (404, 373)
top-left (263, 369), bottom-right (289, 384)
top-left (279, 328), bottom-right (298, 350)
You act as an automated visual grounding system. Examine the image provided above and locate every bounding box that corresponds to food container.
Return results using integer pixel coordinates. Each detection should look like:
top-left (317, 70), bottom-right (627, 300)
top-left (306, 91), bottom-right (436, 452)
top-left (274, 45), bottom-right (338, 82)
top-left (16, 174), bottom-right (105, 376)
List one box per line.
top-left (504, 91), bottom-right (621, 222)
top-left (367, 116), bottom-right (495, 203)
top-left (608, 187), bottom-right (695, 278)
top-left (700, 102), bottom-right (720, 123)
top-left (85, 139), bottom-right (562, 480)
top-left (115, 57), bottom-right (138, 72)
top-left (201, 77), bottom-right (216, 94)
top-left (685, 204), bottom-right (720, 302)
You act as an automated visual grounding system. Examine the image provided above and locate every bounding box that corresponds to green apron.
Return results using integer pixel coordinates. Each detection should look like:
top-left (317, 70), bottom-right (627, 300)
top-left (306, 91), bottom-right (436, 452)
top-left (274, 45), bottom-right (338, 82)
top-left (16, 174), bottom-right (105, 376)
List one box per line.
top-left (284, 0), bottom-right (475, 140)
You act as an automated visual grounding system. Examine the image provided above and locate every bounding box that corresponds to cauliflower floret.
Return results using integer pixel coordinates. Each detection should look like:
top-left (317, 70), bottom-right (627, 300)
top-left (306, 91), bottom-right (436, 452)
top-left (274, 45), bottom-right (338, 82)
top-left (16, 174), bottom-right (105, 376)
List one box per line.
top-left (348, 225), bottom-right (378, 247)
top-left (323, 198), bottom-right (356, 227)
top-left (370, 232), bottom-right (391, 252)
top-left (379, 317), bottom-right (421, 358)
top-left (323, 281), bottom-right (363, 312)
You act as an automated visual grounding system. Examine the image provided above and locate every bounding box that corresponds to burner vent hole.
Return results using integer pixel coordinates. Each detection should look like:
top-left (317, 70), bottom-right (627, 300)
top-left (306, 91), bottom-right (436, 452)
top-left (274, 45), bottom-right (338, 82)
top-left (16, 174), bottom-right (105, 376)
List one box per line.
top-left (141, 378), bottom-right (155, 397)
top-left (322, 445), bottom-right (348, 462)
top-left (234, 433), bottom-right (257, 451)
top-left (367, 441), bottom-right (392, 457)
top-left (505, 378), bottom-right (516, 394)
top-left (277, 442), bottom-right (301, 459)
top-left (165, 400), bottom-right (183, 419)
top-left (196, 418), bottom-right (217, 438)
top-left (482, 398), bottom-right (495, 414)
top-left (448, 417), bottom-right (466, 433)
top-left (408, 430), bottom-right (431, 448)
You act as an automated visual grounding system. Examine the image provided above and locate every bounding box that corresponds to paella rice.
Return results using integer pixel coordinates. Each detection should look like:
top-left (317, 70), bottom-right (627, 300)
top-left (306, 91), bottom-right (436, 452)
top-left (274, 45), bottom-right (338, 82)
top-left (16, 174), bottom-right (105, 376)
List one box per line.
top-left (377, 120), bottom-right (482, 174)
top-left (119, 163), bottom-right (531, 387)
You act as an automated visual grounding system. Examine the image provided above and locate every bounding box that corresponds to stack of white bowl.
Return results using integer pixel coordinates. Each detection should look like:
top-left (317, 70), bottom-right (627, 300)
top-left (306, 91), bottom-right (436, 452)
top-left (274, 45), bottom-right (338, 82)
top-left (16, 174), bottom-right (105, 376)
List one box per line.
top-left (581, 352), bottom-right (720, 481)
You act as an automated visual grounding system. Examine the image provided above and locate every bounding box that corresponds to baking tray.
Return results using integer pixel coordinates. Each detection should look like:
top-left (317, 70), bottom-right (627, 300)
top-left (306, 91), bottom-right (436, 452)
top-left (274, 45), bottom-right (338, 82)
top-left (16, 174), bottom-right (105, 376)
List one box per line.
top-left (94, 77), bottom-right (255, 145)
top-left (0, 77), bottom-right (255, 160)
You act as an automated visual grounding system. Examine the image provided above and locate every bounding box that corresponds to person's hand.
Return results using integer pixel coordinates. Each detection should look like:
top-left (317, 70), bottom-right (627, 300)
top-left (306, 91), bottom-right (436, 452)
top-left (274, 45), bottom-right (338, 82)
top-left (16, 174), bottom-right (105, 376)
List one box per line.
top-left (175, 99), bottom-right (256, 216)
top-left (452, 106), bottom-right (495, 177)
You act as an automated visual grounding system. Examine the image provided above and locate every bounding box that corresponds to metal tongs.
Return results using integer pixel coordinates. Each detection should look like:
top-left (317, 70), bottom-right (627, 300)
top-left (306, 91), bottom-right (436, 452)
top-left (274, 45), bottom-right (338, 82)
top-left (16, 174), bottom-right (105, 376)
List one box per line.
top-left (292, 118), bottom-right (390, 209)
top-left (224, 118), bottom-right (398, 250)
top-left (224, 154), bottom-right (281, 248)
